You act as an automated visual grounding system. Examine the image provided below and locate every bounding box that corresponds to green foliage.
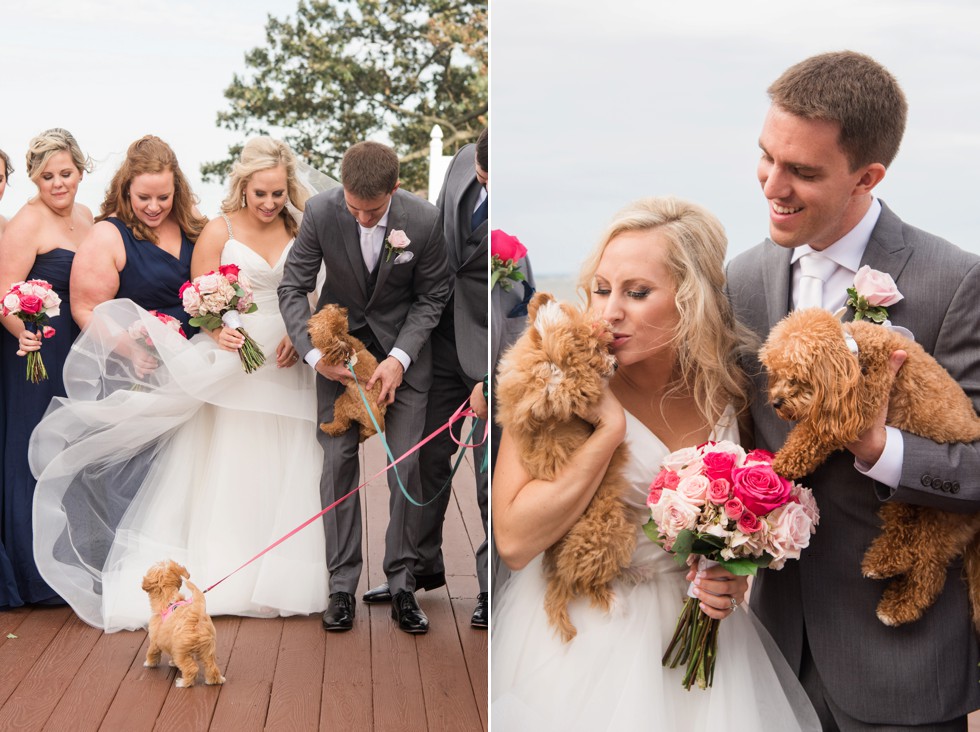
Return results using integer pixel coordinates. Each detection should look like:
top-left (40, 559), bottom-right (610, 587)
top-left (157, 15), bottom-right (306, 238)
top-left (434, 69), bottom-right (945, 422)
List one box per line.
top-left (203, 0), bottom-right (488, 193)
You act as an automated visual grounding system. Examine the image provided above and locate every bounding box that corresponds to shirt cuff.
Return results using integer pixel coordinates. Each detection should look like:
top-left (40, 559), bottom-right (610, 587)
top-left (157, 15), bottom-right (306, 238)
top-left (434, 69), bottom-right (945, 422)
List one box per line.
top-left (854, 425), bottom-right (903, 489)
top-left (389, 347), bottom-right (411, 372)
top-left (304, 348), bottom-right (323, 368)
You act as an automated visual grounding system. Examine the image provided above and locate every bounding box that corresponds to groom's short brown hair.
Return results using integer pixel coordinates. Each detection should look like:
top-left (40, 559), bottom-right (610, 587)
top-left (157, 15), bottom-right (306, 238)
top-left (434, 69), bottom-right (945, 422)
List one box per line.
top-left (768, 51), bottom-right (908, 171)
top-left (341, 142), bottom-right (400, 199)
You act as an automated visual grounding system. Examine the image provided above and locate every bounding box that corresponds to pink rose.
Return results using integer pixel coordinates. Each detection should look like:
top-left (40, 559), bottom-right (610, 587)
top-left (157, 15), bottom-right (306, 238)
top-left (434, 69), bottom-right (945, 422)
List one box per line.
top-left (387, 230), bottom-right (411, 250)
top-left (181, 287), bottom-right (202, 317)
top-left (792, 485), bottom-right (820, 527)
top-left (18, 294), bottom-right (43, 315)
top-left (744, 449), bottom-right (775, 464)
top-left (737, 511), bottom-right (762, 534)
top-left (491, 229), bottom-right (527, 262)
top-left (42, 326), bottom-right (56, 339)
top-left (707, 478), bottom-right (731, 505)
top-left (3, 292), bottom-right (21, 314)
top-left (702, 451), bottom-right (738, 482)
top-left (767, 502), bottom-right (813, 560)
top-left (650, 490), bottom-right (700, 540)
top-left (219, 263), bottom-right (241, 284)
top-left (732, 463), bottom-right (792, 516)
top-left (724, 497), bottom-right (745, 521)
top-left (647, 469), bottom-right (680, 505)
top-left (662, 446), bottom-right (704, 478)
top-left (676, 474), bottom-right (710, 506)
top-left (853, 265), bottom-right (903, 307)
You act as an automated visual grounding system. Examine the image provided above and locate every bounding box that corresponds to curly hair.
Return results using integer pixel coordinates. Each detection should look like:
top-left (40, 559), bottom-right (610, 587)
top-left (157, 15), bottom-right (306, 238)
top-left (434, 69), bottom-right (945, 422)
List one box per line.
top-left (220, 137), bottom-right (309, 238)
top-left (0, 147), bottom-right (13, 182)
top-left (577, 196), bottom-right (758, 425)
top-left (96, 135), bottom-right (206, 244)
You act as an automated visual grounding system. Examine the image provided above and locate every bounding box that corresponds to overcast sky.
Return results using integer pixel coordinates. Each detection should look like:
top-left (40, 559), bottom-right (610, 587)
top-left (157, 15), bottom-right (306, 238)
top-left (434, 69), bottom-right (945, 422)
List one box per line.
top-left (0, 0), bottom-right (276, 219)
top-left (491, 0), bottom-right (980, 276)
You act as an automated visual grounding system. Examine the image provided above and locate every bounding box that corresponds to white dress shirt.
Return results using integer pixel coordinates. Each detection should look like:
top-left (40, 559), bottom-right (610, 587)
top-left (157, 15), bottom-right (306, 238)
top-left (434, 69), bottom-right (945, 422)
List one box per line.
top-left (788, 198), bottom-right (903, 488)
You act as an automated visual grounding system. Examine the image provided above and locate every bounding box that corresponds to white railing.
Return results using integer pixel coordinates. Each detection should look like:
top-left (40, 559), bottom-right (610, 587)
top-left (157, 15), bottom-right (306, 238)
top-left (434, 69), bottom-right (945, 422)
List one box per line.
top-left (427, 125), bottom-right (453, 203)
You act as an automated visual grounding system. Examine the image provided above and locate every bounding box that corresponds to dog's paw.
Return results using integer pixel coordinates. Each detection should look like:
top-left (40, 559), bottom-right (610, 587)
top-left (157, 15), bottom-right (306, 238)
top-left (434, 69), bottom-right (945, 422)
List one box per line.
top-left (206, 675), bottom-right (227, 685)
top-left (143, 660), bottom-right (159, 668)
top-left (175, 677), bottom-right (188, 688)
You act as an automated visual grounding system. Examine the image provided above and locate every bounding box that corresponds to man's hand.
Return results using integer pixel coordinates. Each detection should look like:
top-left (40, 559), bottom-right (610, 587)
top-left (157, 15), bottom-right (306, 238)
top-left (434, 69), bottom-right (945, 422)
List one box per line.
top-left (366, 356), bottom-right (404, 405)
top-left (846, 349), bottom-right (907, 465)
top-left (315, 357), bottom-right (353, 383)
top-left (470, 381), bottom-right (488, 421)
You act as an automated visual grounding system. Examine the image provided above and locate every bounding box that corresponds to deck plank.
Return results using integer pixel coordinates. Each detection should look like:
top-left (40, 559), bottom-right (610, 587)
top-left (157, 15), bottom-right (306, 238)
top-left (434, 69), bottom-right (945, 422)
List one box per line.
top-left (210, 616), bottom-right (283, 731)
top-left (0, 606), bottom-right (72, 707)
top-left (264, 615), bottom-right (326, 731)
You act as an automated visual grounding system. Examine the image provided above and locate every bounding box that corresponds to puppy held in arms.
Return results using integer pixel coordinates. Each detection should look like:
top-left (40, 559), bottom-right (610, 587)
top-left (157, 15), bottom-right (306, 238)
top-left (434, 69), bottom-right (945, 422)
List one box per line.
top-left (307, 304), bottom-right (387, 441)
top-left (495, 292), bottom-right (635, 643)
top-left (142, 561), bottom-right (225, 688)
top-left (761, 307), bottom-right (980, 630)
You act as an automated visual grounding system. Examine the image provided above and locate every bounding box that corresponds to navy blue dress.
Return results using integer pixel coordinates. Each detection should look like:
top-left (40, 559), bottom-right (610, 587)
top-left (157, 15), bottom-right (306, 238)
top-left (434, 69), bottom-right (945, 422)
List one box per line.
top-left (108, 217), bottom-right (197, 336)
top-left (0, 248), bottom-right (80, 607)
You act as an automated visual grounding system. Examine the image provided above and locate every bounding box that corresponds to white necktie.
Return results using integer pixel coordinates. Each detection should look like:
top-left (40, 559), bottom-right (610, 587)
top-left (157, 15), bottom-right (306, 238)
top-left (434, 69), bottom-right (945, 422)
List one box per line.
top-left (360, 226), bottom-right (378, 272)
top-left (796, 252), bottom-right (838, 310)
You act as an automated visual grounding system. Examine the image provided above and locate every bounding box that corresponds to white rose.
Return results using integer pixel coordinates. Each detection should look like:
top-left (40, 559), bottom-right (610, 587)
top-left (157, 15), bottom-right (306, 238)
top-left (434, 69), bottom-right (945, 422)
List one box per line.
top-left (662, 446), bottom-right (704, 478)
top-left (767, 503), bottom-right (813, 561)
top-left (676, 474), bottom-right (710, 506)
top-left (654, 490), bottom-right (700, 539)
top-left (3, 293), bottom-right (21, 313)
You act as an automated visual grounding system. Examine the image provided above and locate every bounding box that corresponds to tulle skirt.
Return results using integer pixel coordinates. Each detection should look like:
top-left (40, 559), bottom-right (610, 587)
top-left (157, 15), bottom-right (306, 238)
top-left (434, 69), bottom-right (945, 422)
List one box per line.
top-left (491, 554), bottom-right (820, 732)
top-left (30, 299), bottom-right (329, 631)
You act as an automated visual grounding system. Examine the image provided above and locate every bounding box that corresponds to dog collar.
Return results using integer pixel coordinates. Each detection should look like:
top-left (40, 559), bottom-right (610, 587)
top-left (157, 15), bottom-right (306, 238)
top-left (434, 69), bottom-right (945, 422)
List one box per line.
top-left (345, 352), bottom-right (358, 369)
top-left (161, 597), bottom-right (192, 621)
top-left (844, 332), bottom-right (859, 356)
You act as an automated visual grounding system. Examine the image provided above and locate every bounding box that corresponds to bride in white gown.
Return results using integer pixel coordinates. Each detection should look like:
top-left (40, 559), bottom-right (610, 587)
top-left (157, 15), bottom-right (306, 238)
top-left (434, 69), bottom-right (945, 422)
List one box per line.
top-left (30, 137), bottom-right (336, 631)
top-left (491, 197), bottom-right (820, 731)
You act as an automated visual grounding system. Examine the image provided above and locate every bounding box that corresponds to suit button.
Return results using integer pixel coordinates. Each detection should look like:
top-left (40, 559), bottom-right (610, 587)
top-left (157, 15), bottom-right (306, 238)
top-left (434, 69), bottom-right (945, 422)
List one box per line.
top-left (952, 482), bottom-right (961, 494)
top-left (931, 478), bottom-right (943, 490)
top-left (942, 481), bottom-right (953, 492)
top-left (921, 474), bottom-right (933, 487)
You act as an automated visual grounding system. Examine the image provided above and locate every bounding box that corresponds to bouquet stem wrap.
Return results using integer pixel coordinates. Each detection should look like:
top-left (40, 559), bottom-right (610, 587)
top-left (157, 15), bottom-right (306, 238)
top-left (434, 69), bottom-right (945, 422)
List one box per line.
top-left (25, 324), bottom-right (49, 383)
top-left (221, 310), bottom-right (265, 373)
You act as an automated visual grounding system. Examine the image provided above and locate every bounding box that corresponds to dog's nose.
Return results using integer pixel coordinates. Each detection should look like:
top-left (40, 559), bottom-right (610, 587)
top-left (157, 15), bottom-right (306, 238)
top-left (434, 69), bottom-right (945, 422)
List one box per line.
top-left (771, 398), bottom-right (783, 410)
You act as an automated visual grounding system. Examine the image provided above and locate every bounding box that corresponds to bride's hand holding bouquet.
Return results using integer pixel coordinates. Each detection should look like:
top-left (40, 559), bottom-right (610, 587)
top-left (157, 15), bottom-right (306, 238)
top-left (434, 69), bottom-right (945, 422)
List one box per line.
top-left (181, 264), bottom-right (265, 373)
top-left (645, 440), bottom-right (819, 690)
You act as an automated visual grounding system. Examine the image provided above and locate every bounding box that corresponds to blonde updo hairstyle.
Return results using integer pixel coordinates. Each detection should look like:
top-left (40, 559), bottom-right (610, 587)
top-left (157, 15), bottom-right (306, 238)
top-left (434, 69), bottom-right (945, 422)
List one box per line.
top-left (96, 135), bottom-right (207, 244)
top-left (577, 195), bottom-right (757, 424)
top-left (25, 128), bottom-right (93, 184)
top-left (221, 137), bottom-right (309, 238)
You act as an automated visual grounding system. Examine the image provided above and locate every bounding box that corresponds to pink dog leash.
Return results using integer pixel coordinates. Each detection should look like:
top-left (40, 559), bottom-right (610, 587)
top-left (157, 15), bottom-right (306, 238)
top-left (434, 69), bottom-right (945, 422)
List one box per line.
top-left (201, 399), bottom-right (479, 595)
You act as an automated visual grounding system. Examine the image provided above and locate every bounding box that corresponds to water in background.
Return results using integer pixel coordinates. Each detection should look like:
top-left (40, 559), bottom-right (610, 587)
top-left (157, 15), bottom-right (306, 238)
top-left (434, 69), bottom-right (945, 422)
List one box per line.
top-left (534, 274), bottom-right (581, 305)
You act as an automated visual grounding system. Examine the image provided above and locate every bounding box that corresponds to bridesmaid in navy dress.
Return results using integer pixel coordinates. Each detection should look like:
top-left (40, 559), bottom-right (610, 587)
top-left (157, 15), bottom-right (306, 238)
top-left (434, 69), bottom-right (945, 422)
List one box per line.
top-left (0, 129), bottom-right (93, 608)
top-left (71, 135), bottom-right (207, 347)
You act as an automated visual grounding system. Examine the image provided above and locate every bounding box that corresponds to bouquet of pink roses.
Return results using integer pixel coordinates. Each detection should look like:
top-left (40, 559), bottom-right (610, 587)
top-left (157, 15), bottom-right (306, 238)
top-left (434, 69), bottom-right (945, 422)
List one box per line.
top-left (1, 279), bottom-right (61, 383)
top-left (644, 440), bottom-right (819, 690)
top-left (180, 264), bottom-right (265, 373)
top-left (490, 229), bottom-right (528, 291)
top-left (126, 310), bottom-right (187, 389)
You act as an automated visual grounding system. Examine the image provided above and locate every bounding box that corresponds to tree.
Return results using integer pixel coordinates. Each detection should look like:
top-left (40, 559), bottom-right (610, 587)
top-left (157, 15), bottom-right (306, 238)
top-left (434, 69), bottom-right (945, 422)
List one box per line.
top-left (202, 0), bottom-right (487, 193)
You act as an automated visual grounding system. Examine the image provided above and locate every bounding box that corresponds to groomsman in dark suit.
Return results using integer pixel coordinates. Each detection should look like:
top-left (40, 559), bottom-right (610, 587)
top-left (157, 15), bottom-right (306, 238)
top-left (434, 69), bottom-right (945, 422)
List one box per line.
top-left (361, 128), bottom-right (491, 627)
top-left (727, 51), bottom-right (980, 729)
top-left (279, 141), bottom-right (449, 635)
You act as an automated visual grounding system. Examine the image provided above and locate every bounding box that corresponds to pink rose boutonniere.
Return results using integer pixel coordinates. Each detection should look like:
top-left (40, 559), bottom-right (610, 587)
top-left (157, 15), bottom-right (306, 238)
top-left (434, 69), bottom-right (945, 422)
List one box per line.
top-left (846, 265), bottom-right (903, 323)
top-left (491, 229), bottom-right (528, 291)
top-left (384, 229), bottom-right (411, 263)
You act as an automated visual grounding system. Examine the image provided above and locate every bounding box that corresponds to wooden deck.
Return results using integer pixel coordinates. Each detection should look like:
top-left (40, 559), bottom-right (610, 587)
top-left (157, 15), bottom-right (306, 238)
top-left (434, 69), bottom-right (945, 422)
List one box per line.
top-left (0, 434), bottom-right (488, 731)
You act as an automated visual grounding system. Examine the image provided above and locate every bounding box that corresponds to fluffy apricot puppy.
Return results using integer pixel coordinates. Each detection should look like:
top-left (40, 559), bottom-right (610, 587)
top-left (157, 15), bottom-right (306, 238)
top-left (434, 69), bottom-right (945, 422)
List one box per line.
top-left (142, 561), bottom-right (225, 688)
top-left (761, 307), bottom-right (980, 629)
top-left (495, 292), bottom-right (635, 642)
top-left (307, 304), bottom-right (386, 441)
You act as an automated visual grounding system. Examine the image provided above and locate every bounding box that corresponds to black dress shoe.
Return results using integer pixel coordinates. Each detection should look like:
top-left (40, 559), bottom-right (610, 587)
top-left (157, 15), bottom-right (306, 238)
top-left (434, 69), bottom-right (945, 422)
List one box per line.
top-left (391, 590), bottom-right (429, 634)
top-left (362, 582), bottom-right (391, 604)
top-left (470, 592), bottom-right (488, 629)
top-left (322, 592), bottom-right (355, 632)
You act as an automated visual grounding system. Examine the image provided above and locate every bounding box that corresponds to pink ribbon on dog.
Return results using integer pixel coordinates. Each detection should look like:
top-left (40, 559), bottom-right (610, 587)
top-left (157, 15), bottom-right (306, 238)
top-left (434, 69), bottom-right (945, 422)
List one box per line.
top-left (161, 597), bottom-right (192, 621)
top-left (201, 398), bottom-right (481, 595)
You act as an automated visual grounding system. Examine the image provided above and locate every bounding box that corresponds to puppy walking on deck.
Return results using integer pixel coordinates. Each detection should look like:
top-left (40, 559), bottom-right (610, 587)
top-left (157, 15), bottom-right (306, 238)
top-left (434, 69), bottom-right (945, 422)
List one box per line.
top-left (142, 561), bottom-right (225, 688)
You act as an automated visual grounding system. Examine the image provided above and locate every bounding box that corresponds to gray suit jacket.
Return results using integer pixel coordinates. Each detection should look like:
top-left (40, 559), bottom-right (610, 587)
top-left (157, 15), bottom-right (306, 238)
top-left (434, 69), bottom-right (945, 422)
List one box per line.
top-left (278, 187), bottom-right (450, 392)
top-left (727, 201), bottom-right (980, 724)
top-left (435, 144), bottom-right (488, 382)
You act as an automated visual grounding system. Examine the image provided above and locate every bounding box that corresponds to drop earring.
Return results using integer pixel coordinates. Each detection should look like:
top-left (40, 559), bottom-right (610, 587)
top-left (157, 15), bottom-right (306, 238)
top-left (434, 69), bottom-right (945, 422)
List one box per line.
top-left (241, 191), bottom-right (247, 208)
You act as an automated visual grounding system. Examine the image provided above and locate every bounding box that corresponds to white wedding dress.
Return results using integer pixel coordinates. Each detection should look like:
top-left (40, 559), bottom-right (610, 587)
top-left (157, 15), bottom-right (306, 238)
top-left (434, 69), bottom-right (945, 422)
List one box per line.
top-left (491, 409), bottom-right (820, 731)
top-left (30, 235), bottom-right (329, 632)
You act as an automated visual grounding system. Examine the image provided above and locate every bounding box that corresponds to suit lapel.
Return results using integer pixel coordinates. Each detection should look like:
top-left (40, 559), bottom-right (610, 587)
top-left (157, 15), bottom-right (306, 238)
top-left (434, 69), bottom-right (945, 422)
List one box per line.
top-left (373, 193), bottom-right (407, 302)
top-left (858, 200), bottom-right (912, 283)
top-left (335, 202), bottom-right (369, 300)
top-left (762, 241), bottom-right (794, 330)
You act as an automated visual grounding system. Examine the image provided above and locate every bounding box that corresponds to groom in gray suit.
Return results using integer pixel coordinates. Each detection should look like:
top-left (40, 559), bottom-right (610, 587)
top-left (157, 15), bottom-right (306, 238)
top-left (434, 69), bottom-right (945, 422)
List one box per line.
top-left (279, 141), bottom-right (449, 635)
top-left (361, 129), bottom-right (491, 627)
top-left (728, 51), bottom-right (980, 730)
